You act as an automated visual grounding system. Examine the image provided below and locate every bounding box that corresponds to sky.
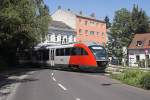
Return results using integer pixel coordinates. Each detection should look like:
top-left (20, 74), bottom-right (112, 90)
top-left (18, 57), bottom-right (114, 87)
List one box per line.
top-left (44, 0), bottom-right (150, 21)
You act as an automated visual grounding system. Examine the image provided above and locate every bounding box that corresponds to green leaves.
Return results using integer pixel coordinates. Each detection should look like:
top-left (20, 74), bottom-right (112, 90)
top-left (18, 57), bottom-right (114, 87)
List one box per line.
top-left (108, 5), bottom-right (150, 59)
top-left (104, 16), bottom-right (111, 29)
top-left (108, 8), bottom-right (132, 58)
top-left (0, 0), bottom-right (50, 65)
top-left (131, 5), bottom-right (149, 33)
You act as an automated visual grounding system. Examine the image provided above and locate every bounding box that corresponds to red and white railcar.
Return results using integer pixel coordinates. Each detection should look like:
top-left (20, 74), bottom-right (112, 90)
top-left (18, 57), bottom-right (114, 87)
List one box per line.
top-left (31, 42), bottom-right (108, 72)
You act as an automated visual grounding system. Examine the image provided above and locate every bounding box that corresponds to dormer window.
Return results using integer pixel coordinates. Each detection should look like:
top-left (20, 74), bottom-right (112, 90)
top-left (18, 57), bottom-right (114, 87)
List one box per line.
top-left (137, 41), bottom-right (142, 46)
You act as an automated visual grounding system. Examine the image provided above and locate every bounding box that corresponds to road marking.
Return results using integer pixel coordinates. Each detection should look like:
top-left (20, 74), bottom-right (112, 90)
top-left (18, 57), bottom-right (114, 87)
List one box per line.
top-left (76, 98), bottom-right (81, 100)
top-left (52, 77), bottom-right (56, 81)
top-left (51, 73), bottom-right (54, 76)
top-left (104, 73), bottom-right (110, 76)
top-left (58, 83), bottom-right (67, 91)
top-left (28, 71), bottom-right (35, 74)
top-left (6, 74), bottom-right (30, 100)
top-left (19, 75), bottom-right (28, 79)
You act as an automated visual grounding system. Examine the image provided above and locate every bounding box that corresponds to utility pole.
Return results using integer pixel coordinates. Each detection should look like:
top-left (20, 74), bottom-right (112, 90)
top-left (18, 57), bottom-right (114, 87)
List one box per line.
top-left (122, 47), bottom-right (127, 67)
top-left (145, 49), bottom-right (148, 68)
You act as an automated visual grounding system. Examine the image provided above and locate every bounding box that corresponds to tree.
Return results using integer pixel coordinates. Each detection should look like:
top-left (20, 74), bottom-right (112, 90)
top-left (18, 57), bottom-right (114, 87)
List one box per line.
top-left (104, 16), bottom-right (111, 29)
top-left (131, 4), bottom-right (149, 33)
top-left (0, 0), bottom-right (50, 66)
top-left (109, 8), bottom-right (132, 60)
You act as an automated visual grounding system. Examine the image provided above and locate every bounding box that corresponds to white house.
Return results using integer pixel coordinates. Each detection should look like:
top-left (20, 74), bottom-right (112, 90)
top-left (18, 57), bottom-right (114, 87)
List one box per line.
top-left (44, 21), bottom-right (76, 45)
top-left (128, 33), bottom-right (150, 67)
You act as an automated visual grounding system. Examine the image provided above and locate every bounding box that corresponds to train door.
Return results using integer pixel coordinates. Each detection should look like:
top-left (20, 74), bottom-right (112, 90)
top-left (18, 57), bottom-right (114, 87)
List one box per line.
top-left (49, 49), bottom-right (55, 66)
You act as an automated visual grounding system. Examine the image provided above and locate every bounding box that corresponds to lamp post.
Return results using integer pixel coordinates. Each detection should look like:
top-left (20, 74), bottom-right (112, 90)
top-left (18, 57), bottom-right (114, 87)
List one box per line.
top-left (145, 49), bottom-right (148, 68)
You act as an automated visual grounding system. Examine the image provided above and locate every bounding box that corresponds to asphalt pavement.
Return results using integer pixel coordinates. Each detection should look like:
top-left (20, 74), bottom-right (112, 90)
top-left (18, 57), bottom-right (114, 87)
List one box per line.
top-left (7, 69), bottom-right (150, 100)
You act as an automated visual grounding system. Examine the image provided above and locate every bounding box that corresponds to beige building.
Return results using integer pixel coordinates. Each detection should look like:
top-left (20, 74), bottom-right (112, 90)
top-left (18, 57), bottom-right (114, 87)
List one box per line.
top-left (52, 9), bottom-right (107, 46)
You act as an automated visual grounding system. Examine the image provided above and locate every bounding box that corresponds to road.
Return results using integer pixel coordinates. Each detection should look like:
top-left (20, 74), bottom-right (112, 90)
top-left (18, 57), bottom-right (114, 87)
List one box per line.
top-left (8, 69), bottom-right (150, 100)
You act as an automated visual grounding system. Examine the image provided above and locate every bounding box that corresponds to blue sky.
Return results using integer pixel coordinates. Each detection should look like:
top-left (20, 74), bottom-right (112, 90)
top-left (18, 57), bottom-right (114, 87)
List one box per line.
top-left (44, 0), bottom-right (150, 21)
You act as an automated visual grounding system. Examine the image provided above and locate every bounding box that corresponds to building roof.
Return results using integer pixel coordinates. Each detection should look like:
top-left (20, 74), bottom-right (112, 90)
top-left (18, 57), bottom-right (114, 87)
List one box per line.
top-left (76, 14), bottom-right (105, 23)
top-left (48, 21), bottom-right (75, 35)
top-left (49, 21), bottom-right (74, 30)
top-left (128, 33), bottom-right (150, 49)
top-left (54, 9), bottom-right (105, 23)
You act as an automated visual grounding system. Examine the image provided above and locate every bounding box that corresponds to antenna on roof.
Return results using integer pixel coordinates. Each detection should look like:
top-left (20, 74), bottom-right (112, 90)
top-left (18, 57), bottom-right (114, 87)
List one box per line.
top-left (90, 12), bottom-right (95, 18)
top-left (67, 8), bottom-right (71, 11)
top-left (79, 11), bottom-right (83, 15)
top-left (57, 5), bottom-right (61, 9)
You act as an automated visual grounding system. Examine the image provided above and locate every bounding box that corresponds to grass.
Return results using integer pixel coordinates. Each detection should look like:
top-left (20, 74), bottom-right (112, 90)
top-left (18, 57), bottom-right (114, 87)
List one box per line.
top-left (111, 69), bottom-right (150, 90)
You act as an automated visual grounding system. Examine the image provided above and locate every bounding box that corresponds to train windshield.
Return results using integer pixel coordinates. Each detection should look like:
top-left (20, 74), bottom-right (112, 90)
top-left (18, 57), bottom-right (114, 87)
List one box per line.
top-left (89, 45), bottom-right (107, 60)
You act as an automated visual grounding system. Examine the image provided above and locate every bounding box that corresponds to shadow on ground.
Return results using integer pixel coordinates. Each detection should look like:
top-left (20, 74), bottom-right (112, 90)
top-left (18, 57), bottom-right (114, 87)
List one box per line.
top-left (0, 65), bottom-right (44, 97)
top-left (49, 65), bottom-right (107, 76)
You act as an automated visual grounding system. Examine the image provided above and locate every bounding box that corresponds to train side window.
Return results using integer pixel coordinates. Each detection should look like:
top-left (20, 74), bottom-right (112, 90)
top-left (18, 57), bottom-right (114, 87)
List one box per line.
top-left (81, 48), bottom-right (88, 55)
top-left (70, 47), bottom-right (88, 55)
top-left (36, 51), bottom-right (42, 60)
top-left (43, 50), bottom-right (49, 60)
top-left (60, 48), bottom-right (65, 56)
top-left (76, 47), bottom-right (82, 55)
top-left (65, 48), bottom-right (71, 56)
top-left (71, 47), bottom-right (76, 55)
top-left (56, 49), bottom-right (60, 56)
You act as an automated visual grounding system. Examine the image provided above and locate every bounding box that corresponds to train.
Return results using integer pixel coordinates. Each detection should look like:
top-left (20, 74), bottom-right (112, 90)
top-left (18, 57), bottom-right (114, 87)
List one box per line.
top-left (19, 42), bottom-right (109, 72)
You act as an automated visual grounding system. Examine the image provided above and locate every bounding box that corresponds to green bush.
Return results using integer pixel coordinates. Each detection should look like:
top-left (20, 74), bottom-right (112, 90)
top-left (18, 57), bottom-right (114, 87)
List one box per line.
top-left (112, 69), bottom-right (150, 90)
top-left (138, 59), bottom-right (145, 68)
top-left (139, 73), bottom-right (150, 89)
top-left (119, 70), bottom-right (143, 85)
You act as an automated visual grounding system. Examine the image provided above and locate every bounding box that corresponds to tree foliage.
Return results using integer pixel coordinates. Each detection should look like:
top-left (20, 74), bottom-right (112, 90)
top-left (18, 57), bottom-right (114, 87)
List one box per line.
top-left (131, 4), bottom-right (149, 33)
top-left (0, 0), bottom-right (50, 66)
top-left (109, 8), bottom-right (132, 58)
top-left (104, 16), bottom-right (111, 29)
top-left (107, 5), bottom-right (150, 61)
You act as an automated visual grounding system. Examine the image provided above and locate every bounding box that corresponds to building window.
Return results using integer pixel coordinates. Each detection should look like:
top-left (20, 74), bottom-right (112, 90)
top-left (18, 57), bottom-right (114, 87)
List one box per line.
top-left (101, 23), bottom-right (104, 27)
top-left (64, 38), bottom-right (67, 44)
top-left (90, 21), bottom-right (94, 24)
top-left (136, 55), bottom-right (140, 62)
top-left (48, 35), bottom-right (51, 41)
top-left (79, 19), bottom-right (81, 22)
top-left (102, 32), bottom-right (104, 36)
top-left (85, 21), bottom-right (88, 25)
top-left (146, 55), bottom-right (149, 60)
top-left (96, 22), bottom-right (99, 26)
top-left (61, 36), bottom-right (63, 44)
top-left (90, 21), bottom-right (95, 26)
top-left (85, 30), bottom-right (88, 34)
top-left (72, 36), bottom-right (74, 42)
top-left (79, 29), bottom-right (82, 34)
top-left (67, 35), bottom-right (69, 43)
top-left (55, 35), bottom-right (57, 42)
top-left (97, 32), bottom-right (99, 35)
top-left (102, 42), bottom-right (105, 46)
top-left (90, 31), bottom-right (94, 35)
top-left (137, 41), bottom-right (142, 46)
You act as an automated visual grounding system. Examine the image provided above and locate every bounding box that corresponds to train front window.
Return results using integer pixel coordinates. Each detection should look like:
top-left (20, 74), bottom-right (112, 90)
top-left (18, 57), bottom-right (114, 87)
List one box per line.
top-left (89, 45), bottom-right (107, 60)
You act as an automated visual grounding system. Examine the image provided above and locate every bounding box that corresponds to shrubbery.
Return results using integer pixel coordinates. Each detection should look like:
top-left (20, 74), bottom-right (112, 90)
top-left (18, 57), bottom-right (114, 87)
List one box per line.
top-left (139, 73), bottom-right (150, 89)
top-left (137, 59), bottom-right (150, 68)
top-left (112, 69), bottom-right (150, 90)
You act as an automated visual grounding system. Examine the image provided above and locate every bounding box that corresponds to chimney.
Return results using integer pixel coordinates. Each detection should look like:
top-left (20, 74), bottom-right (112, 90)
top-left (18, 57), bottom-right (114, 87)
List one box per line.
top-left (90, 13), bottom-right (95, 18)
top-left (79, 11), bottom-right (82, 15)
top-left (57, 5), bottom-right (61, 9)
top-left (67, 8), bottom-right (71, 11)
